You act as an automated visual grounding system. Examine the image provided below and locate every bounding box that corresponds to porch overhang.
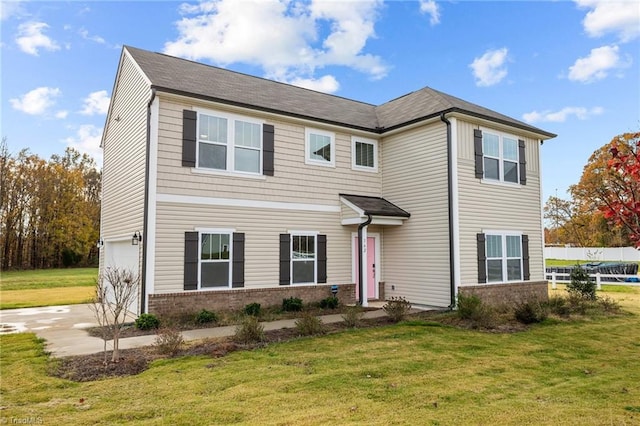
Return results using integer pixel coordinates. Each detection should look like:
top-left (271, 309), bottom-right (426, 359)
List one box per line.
top-left (339, 194), bottom-right (410, 226)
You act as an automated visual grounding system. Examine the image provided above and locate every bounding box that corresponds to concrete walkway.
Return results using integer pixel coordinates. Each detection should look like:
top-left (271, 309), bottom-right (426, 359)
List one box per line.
top-left (0, 304), bottom-right (388, 357)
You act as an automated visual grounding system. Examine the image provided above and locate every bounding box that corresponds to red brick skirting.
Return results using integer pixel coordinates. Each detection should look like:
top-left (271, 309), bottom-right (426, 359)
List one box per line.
top-left (458, 281), bottom-right (548, 306)
top-left (148, 284), bottom-right (356, 317)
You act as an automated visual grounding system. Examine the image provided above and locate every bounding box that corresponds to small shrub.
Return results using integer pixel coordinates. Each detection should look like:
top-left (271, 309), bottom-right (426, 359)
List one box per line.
top-left (295, 313), bottom-right (326, 336)
top-left (456, 293), bottom-right (482, 320)
top-left (234, 316), bottom-right (265, 343)
top-left (244, 302), bottom-right (262, 317)
top-left (514, 299), bottom-right (548, 324)
top-left (319, 296), bottom-right (339, 310)
top-left (567, 265), bottom-right (596, 300)
top-left (195, 309), bottom-right (218, 324)
top-left (546, 295), bottom-right (571, 317)
top-left (153, 327), bottom-right (184, 356)
top-left (135, 313), bottom-right (160, 330)
top-left (383, 297), bottom-right (412, 322)
top-left (342, 305), bottom-right (364, 328)
top-left (597, 295), bottom-right (621, 313)
top-left (282, 297), bottom-right (303, 312)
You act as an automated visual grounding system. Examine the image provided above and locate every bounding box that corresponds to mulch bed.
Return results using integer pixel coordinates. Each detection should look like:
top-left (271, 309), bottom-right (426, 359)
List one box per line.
top-left (51, 315), bottom-right (398, 382)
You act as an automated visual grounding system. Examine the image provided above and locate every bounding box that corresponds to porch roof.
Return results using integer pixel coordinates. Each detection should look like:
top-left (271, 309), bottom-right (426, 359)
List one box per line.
top-left (339, 194), bottom-right (410, 226)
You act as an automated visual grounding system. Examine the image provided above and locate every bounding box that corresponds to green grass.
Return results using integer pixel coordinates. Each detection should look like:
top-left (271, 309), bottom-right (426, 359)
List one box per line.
top-left (1, 268), bottom-right (97, 291)
top-left (545, 258), bottom-right (640, 267)
top-left (1, 288), bottom-right (639, 425)
top-left (1, 268), bottom-right (97, 309)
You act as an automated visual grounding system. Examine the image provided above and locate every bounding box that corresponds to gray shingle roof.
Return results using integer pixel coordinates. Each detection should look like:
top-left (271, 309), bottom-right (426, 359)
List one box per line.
top-left (340, 194), bottom-right (411, 218)
top-left (124, 46), bottom-right (555, 138)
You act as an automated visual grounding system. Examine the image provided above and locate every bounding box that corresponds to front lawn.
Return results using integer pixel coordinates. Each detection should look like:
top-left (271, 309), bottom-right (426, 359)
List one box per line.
top-left (1, 287), bottom-right (639, 425)
top-left (1, 268), bottom-right (97, 309)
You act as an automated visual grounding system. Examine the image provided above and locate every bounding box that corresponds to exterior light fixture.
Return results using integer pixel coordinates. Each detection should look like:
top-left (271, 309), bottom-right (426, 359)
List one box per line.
top-left (96, 238), bottom-right (104, 248)
top-left (132, 231), bottom-right (142, 246)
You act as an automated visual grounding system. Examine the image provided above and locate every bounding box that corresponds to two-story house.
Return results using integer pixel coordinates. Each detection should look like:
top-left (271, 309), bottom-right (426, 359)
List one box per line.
top-left (99, 46), bottom-right (555, 317)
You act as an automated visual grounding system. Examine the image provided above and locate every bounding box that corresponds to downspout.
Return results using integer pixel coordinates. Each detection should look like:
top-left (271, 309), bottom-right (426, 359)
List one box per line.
top-left (440, 113), bottom-right (456, 309)
top-left (140, 88), bottom-right (156, 314)
top-left (357, 214), bottom-right (373, 305)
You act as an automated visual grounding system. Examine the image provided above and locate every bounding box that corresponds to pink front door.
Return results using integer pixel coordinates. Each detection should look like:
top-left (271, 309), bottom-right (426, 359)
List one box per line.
top-left (354, 236), bottom-right (376, 300)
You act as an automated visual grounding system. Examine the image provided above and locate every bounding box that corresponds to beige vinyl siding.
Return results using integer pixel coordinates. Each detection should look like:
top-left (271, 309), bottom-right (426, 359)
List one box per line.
top-left (456, 120), bottom-right (544, 285)
top-left (101, 51), bottom-right (150, 238)
top-left (381, 123), bottom-right (451, 307)
top-left (153, 202), bottom-right (353, 294)
top-left (155, 97), bottom-right (382, 205)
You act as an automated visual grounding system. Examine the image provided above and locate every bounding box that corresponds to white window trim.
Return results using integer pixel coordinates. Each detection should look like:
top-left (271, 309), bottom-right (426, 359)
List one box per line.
top-left (195, 107), bottom-right (264, 176)
top-left (196, 227), bottom-right (235, 290)
top-left (351, 136), bottom-right (378, 172)
top-left (480, 127), bottom-right (520, 185)
top-left (289, 230), bottom-right (318, 285)
top-left (305, 128), bottom-right (336, 168)
top-left (483, 230), bottom-right (523, 284)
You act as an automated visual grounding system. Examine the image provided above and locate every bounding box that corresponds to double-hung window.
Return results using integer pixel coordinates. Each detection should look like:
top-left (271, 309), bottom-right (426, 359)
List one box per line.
top-left (305, 128), bottom-right (335, 167)
top-left (292, 234), bottom-right (316, 284)
top-left (482, 131), bottom-right (519, 183)
top-left (200, 232), bottom-right (232, 288)
top-left (198, 110), bottom-right (262, 174)
top-left (485, 233), bottom-right (523, 283)
top-left (351, 136), bottom-right (378, 171)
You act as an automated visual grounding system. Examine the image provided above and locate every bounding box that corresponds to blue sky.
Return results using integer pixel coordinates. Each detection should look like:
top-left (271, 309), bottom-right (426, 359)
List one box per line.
top-left (1, 0), bottom-right (639, 203)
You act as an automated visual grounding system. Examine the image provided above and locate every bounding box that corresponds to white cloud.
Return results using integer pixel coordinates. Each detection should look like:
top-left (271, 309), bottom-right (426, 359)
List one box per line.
top-left (469, 48), bottom-right (509, 87)
top-left (419, 0), bottom-right (440, 25)
top-left (80, 90), bottom-right (110, 115)
top-left (522, 106), bottom-right (604, 123)
top-left (15, 21), bottom-right (60, 55)
top-left (288, 74), bottom-right (340, 93)
top-left (164, 0), bottom-right (387, 92)
top-left (575, 0), bottom-right (640, 42)
top-left (64, 125), bottom-right (103, 166)
top-left (1, 1), bottom-right (26, 21)
top-left (568, 44), bottom-right (630, 83)
top-left (79, 28), bottom-right (106, 44)
top-left (55, 110), bottom-right (69, 119)
top-left (10, 87), bottom-right (61, 115)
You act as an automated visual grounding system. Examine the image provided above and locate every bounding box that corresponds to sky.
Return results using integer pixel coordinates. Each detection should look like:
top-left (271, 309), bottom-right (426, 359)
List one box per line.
top-left (1, 0), bottom-right (639, 203)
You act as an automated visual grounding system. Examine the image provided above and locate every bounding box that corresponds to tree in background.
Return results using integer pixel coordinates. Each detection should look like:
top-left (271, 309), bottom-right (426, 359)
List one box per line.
top-left (0, 138), bottom-right (101, 269)
top-left (599, 132), bottom-right (640, 247)
top-left (544, 132), bottom-right (637, 248)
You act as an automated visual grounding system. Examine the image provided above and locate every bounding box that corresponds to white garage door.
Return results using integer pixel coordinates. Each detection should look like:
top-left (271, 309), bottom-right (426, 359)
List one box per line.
top-left (104, 240), bottom-right (141, 316)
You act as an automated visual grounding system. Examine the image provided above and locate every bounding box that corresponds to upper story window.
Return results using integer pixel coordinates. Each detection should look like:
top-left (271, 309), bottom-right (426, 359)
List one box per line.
top-left (305, 128), bottom-right (335, 167)
top-left (474, 128), bottom-right (526, 185)
top-left (197, 110), bottom-right (262, 174)
top-left (352, 136), bottom-right (378, 172)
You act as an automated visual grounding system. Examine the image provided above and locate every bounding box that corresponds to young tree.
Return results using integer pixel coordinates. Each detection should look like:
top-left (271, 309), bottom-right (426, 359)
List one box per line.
top-left (90, 267), bottom-right (139, 363)
top-left (599, 132), bottom-right (640, 247)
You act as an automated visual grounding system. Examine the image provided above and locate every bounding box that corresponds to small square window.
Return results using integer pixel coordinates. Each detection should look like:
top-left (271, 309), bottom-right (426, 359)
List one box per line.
top-left (305, 128), bottom-right (335, 167)
top-left (352, 137), bottom-right (378, 171)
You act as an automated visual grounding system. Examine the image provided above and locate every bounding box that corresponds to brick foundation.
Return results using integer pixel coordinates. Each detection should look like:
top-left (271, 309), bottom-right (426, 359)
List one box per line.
top-left (458, 281), bottom-right (548, 306)
top-left (148, 283), bottom-right (356, 318)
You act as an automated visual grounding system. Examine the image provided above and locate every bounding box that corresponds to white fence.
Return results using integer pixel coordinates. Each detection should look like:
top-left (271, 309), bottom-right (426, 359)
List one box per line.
top-left (546, 272), bottom-right (640, 290)
top-left (545, 246), bottom-right (640, 262)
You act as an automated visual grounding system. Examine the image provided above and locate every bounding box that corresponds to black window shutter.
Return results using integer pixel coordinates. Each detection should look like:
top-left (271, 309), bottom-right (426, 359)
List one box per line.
top-left (477, 233), bottom-right (487, 284)
top-left (263, 124), bottom-right (274, 176)
top-left (184, 231), bottom-right (199, 290)
top-left (518, 139), bottom-right (527, 185)
top-left (232, 233), bottom-right (245, 288)
top-left (522, 234), bottom-right (530, 281)
top-left (182, 110), bottom-right (197, 167)
top-left (279, 234), bottom-right (290, 285)
top-left (474, 129), bottom-right (483, 179)
top-left (317, 234), bottom-right (327, 284)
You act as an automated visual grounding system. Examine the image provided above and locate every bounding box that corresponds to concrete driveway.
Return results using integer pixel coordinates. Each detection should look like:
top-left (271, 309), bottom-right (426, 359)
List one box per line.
top-left (0, 304), bottom-right (110, 356)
